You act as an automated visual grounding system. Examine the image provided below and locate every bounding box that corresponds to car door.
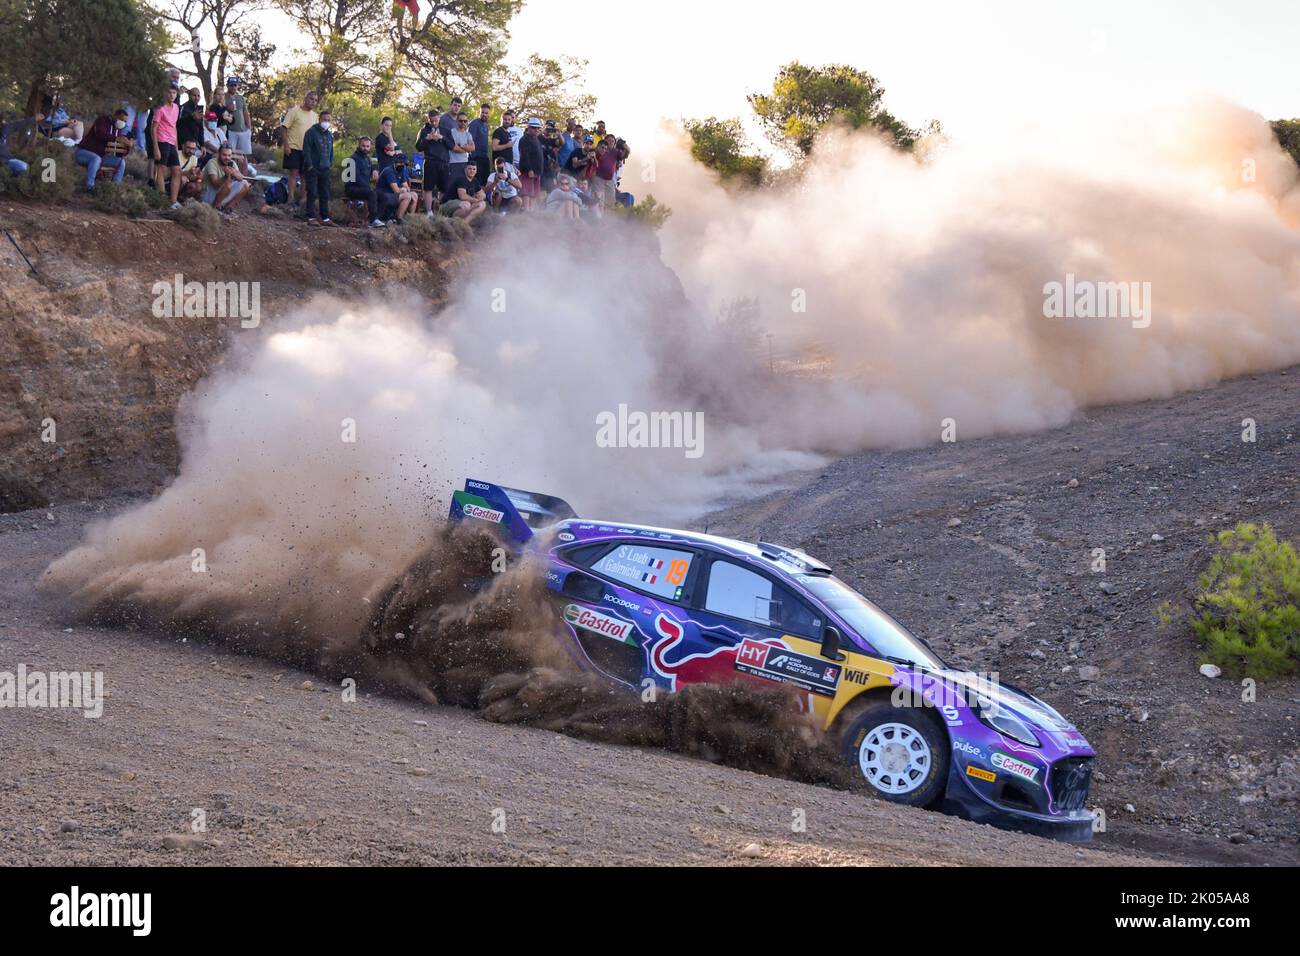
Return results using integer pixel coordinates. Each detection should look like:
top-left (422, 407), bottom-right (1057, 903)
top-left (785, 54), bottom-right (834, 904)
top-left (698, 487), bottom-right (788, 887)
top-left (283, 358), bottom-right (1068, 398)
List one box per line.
top-left (554, 538), bottom-right (702, 689)
top-left (652, 555), bottom-right (843, 701)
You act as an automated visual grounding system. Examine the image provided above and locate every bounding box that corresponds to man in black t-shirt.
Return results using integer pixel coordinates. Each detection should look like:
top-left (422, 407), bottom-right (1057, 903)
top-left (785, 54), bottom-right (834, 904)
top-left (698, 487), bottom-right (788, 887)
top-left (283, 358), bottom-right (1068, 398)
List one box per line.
top-left (491, 110), bottom-right (516, 171)
top-left (439, 160), bottom-right (486, 222)
top-left (417, 107), bottom-right (451, 215)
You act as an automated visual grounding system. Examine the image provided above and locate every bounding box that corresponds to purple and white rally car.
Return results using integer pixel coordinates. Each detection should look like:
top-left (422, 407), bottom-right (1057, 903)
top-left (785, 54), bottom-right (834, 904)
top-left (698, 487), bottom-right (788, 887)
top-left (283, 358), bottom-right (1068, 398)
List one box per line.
top-left (451, 479), bottom-right (1098, 841)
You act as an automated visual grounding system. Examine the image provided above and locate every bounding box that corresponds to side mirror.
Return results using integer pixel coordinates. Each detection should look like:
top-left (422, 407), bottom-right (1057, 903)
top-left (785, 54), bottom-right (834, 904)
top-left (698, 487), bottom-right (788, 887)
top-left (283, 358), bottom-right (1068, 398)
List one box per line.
top-left (820, 625), bottom-right (846, 662)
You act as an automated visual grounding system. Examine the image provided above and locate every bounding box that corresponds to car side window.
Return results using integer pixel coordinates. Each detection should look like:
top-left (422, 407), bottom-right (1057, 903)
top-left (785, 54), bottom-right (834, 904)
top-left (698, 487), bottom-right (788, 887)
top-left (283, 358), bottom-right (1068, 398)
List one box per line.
top-left (704, 560), bottom-right (823, 637)
top-left (590, 542), bottom-right (695, 601)
top-left (705, 561), bottom-right (779, 626)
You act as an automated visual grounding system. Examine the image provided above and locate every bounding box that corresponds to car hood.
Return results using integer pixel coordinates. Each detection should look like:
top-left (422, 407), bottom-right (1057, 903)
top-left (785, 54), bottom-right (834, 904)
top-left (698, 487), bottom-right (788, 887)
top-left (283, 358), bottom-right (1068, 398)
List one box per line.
top-left (932, 668), bottom-right (1080, 736)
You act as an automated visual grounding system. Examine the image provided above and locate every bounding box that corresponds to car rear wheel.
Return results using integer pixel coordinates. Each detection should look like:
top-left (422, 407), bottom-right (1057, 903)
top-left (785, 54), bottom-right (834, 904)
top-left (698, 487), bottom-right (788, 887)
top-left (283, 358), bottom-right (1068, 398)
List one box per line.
top-left (839, 698), bottom-right (949, 807)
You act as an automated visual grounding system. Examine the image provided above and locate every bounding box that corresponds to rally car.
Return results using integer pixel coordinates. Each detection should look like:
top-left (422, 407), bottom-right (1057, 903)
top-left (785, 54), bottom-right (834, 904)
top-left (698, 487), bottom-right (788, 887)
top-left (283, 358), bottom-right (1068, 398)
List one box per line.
top-left (450, 479), bottom-right (1097, 841)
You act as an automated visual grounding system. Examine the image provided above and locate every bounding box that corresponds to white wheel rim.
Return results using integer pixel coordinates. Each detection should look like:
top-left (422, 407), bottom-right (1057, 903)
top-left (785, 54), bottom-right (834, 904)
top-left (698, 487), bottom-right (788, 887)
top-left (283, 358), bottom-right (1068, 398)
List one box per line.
top-left (858, 722), bottom-right (932, 795)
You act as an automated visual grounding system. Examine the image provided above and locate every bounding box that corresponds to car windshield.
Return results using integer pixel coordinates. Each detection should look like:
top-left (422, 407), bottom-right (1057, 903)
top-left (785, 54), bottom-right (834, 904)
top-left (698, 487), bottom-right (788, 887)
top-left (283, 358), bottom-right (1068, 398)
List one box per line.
top-left (795, 575), bottom-right (945, 668)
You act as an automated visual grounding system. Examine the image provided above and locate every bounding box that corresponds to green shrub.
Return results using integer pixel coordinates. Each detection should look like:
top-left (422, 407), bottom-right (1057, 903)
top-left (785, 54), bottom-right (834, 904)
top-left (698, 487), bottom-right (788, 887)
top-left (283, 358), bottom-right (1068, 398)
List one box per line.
top-left (0, 139), bottom-right (79, 202)
top-left (1192, 522), bottom-right (1300, 678)
top-left (90, 181), bottom-right (167, 218)
top-left (397, 214), bottom-right (437, 242)
top-left (164, 201), bottom-right (222, 238)
top-left (609, 193), bottom-right (671, 229)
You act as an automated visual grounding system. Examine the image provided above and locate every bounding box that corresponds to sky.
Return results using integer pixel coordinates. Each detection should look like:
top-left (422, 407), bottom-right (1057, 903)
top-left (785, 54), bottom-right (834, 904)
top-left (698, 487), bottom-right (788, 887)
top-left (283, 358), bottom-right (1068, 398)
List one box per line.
top-left (260, 0), bottom-right (1299, 144)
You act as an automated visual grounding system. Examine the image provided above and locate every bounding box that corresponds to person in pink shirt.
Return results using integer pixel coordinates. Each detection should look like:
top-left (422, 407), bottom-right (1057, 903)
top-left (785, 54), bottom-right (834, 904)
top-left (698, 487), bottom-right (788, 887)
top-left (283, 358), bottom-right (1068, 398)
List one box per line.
top-left (150, 86), bottom-right (184, 207)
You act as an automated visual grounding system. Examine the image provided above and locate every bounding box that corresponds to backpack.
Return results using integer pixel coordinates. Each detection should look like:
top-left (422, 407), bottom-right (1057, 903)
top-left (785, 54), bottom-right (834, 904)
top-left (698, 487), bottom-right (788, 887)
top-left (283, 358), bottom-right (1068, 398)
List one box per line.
top-left (263, 176), bottom-right (289, 205)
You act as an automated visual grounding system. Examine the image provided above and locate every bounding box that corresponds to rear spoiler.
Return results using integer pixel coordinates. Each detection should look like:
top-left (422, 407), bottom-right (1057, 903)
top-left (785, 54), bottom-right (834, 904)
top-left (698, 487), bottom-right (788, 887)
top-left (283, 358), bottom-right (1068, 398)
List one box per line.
top-left (448, 478), bottom-right (577, 544)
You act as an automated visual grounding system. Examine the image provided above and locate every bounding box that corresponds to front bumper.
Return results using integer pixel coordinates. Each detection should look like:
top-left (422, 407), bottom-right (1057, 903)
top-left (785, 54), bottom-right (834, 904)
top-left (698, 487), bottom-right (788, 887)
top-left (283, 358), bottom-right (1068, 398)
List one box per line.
top-left (940, 759), bottom-right (1096, 843)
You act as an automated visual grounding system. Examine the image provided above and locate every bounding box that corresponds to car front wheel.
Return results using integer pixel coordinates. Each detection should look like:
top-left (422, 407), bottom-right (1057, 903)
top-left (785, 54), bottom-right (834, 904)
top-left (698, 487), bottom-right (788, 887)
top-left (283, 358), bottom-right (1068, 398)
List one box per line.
top-left (839, 698), bottom-right (949, 807)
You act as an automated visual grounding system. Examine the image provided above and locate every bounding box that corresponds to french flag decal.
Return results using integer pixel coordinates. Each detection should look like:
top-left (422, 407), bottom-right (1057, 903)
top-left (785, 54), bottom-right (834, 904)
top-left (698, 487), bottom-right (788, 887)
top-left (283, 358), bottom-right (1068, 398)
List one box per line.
top-left (641, 556), bottom-right (664, 585)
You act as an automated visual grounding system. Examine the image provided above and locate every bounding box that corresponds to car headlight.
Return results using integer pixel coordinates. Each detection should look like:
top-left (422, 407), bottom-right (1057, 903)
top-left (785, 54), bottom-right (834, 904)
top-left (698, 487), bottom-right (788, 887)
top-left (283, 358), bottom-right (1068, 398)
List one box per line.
top-left (976, 695), bottom-right (1041, 747)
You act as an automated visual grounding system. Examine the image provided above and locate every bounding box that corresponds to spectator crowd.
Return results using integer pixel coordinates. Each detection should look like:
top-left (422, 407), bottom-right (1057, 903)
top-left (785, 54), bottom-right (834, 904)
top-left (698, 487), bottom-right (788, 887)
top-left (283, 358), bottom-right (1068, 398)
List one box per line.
top-left (1, 67), bottom-right (635, 229)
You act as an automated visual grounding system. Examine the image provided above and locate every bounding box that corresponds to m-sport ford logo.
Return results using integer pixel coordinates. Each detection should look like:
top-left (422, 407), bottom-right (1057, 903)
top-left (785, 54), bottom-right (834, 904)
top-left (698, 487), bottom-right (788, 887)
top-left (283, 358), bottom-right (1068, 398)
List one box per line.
top-left (563, 604), bottom-right (634, 642)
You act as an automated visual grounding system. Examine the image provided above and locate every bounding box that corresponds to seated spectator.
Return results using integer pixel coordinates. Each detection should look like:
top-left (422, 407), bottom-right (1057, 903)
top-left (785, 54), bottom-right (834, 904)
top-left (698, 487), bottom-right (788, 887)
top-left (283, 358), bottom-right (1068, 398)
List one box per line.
top-left (201, 111), bottom-right (228, 161)
top-left (73, 109), bottom-right (132, 191)
top-left (545, 174), bottom-right (583, 219)
top-left (376, 146), bottom-right (418, 223)
top-left (39, 94), bottom-right (84, 143)
top-left (202, 145), bottom-right (249, 216)
top-left (485, 156), bottom-right (521, 213)
top-left (175, 140), bottom-right (205, 200)
top-left (439, 159), bottom-right (486, 222)
top-left (344, 136), bottom-right (385, 227)
top-left (0, 113), bottom-right (30, 175)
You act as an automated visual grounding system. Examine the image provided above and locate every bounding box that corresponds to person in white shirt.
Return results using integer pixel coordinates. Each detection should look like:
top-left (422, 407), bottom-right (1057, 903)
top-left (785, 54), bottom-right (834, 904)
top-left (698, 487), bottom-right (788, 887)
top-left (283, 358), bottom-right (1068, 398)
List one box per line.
top-left (486, 156), bottom-right (521, 213)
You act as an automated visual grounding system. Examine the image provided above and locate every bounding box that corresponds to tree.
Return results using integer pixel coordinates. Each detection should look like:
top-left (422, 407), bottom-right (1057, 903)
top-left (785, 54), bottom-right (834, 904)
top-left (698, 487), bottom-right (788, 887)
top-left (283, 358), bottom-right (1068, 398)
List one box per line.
top-left (275, 0), bottom-right (388, 98)
top-left (748, 61), bottom-right (918, 156)
top-left (376, 0), bottom-right (519, 107)
top-left (153, 0), bottom-right (263, 103)
top-left (1273, 119), bottom-right (1300, 169)
top-left (0, 0), bottom-right (169, 116)
top-left (682, 116), bottom-right (767, 186)
top-left (492, 54), bottom-right (594, 122)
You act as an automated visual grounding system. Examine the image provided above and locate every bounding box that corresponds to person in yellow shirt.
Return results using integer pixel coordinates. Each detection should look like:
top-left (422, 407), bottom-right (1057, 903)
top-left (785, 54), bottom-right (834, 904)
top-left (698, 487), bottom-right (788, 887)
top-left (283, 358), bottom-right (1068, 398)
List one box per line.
top-left (277, 90), bottom-right (319, 208)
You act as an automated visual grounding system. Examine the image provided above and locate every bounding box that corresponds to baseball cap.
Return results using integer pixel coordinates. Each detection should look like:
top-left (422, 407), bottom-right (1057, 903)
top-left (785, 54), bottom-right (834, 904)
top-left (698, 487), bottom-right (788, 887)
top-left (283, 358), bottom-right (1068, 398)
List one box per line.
top-left (527, 117), bottom-right (542, 128)
top-left (226, 76), bottom-right (240, 86)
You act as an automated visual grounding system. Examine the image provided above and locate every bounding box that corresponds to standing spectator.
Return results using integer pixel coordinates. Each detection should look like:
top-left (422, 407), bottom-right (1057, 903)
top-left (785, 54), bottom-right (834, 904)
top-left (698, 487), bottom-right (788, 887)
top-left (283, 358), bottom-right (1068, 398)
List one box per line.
top-left (565, 135), bottom-right (593, 183)
top-left (468, 103), bottom-right (492, 187)
top-left (74, 109), bottom-right (131, 191)
top-left (486, 156), bottom-right (521, 214)
top-left (591, 138), bottom-right (621, 207)
top-left (517, 117), bottom-right (545, 212)
top-left (177, 88), bottom-right (204, 149)
top-left (558, 118), bottom-right (578, 170)
top-left (344, 136), bottom-right (384, 227)
top-left (151, 86), bottom-right (184, 208)
top-left (377, 146), bottom-right (418, 223)
top-left (417, 108), bottom-right (449, 217)
top-left (506, 111), bottom-right (524, 165)
top-left (301, 110), bottom-right (336, 226)
top-left (224, 76), bottom-right (252, 154)
top-left (540, 119), bottom-right (563, 191)
top-left (202, 145), bottom-right (249, 214)
top-left (439, 159), bottom-right (486, 223)
top-left (374, 115), bottom-right (399, 170)
top-left (491, 110), bottom-right (515, 169)
top-left (278, 90), bottom-right (319, 208)
top-left (449, 110), bottom-right (474, 172)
